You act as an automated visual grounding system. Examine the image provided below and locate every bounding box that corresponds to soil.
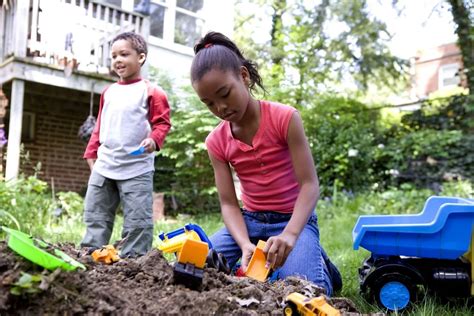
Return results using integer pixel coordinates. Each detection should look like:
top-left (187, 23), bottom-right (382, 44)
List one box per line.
top-left (0, 241), bottom-right (382, 315)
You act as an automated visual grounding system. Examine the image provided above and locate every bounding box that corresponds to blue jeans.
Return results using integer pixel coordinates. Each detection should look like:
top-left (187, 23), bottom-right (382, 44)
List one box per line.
top-left (210, 210), bottom-right (335, 295)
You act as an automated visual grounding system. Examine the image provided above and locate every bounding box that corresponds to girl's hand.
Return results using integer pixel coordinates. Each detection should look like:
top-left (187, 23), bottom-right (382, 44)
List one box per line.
top-left (140, 138), bottom-right (156, 153)
top-left (240, 242), bottom-right (256, 272)
top-left (264, 232), bottom-right (298, 269)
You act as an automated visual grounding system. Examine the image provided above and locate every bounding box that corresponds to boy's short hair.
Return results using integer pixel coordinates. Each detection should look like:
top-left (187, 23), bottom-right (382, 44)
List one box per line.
top-left (112, 32), bottom-right (148, 65)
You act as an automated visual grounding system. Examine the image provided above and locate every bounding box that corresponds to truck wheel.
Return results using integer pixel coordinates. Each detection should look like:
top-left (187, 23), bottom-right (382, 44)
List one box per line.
top-left (371, 273), bottom-right (416, 312)
top-left (206, 249), bottom-right (219, 269)
top-left (217, 252), bottom-right (230, 274)
top-left (283, 302), bottom-right (298, 316)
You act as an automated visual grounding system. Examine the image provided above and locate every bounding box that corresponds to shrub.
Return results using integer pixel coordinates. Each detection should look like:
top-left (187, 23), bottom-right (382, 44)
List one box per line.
top-left (150, 69), bottom-right (220, 214)
top-left (0, 175), bottom-right (52, 234)
top-left (375, 94), bottom-right (474, 188)
top-left (301, 96), bottom-right (381, 195)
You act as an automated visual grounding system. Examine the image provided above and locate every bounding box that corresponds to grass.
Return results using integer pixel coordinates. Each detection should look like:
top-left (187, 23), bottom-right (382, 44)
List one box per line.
top-left (2, 180), bottom-right (473, 315)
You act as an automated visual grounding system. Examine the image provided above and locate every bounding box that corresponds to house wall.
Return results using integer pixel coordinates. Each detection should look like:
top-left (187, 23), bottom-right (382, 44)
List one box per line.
top-left (1, 0), bottom-right (234, 192)
top-left (145, 0), bottom-right (234, 85)
top-left (3, 82), bottom-right (99, 193)
top-left (413, 43), bottom-right (463, 98)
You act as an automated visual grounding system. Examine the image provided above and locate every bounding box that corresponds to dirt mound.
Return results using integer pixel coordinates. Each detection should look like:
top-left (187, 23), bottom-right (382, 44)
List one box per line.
top-left (0, 241), bottom-right (372, 315)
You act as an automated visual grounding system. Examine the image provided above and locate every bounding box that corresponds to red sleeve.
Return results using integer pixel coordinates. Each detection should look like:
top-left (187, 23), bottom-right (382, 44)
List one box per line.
top-left (83, 88), bottom-right (107, 159)
top-left (205, 124), bottom-right (227, 162)
top-left (269, 101), bottom-right (296, 142)
top-left (148, 85), bottom-right (171, 150)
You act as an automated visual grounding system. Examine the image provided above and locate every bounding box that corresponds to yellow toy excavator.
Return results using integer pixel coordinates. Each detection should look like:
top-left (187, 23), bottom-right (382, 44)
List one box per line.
top-left (158, 223), bottom-right (230, 289)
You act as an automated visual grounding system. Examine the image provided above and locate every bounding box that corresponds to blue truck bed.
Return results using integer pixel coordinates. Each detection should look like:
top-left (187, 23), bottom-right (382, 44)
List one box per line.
top-left (353, 196), bottom-right (474, 259)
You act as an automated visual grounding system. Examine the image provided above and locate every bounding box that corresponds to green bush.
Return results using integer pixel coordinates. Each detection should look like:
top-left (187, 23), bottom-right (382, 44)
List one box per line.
top-left (0, 173), bottom-right (86, 241)
top-left (148, 66), bottom-right (472, 212)
top-left (375, 94), bottom-right (473, 188)
top-left (375, 129), bottom-right (463, 186)
top-left (150, 69), bottom-right (220, 214)
top-left (0, 175), bottom-right (52, 234)
top-left (301, 96), bottom-right (381, 195)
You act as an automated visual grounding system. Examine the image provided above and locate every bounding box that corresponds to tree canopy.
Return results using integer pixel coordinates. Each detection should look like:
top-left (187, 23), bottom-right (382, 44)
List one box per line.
top-left (235, 0), bottom-right (409, 105)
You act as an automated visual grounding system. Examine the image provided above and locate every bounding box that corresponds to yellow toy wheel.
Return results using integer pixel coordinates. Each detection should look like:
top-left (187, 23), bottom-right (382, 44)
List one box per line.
top-left (283, 302), bottom-right (297, 316)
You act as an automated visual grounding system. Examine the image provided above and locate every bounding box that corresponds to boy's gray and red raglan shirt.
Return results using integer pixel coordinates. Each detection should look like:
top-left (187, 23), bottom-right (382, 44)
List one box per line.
top-left (84, 79), bottom-right (171, 180)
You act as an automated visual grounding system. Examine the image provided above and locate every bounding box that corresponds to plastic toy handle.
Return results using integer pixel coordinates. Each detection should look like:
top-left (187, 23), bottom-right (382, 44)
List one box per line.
top-left (185, 223), bottom-right (213, 249)
top-left (159, 226), bottom-right (186, 241)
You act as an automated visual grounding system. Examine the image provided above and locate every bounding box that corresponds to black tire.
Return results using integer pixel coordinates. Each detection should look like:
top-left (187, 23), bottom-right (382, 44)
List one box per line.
top-left (370, 272), bottom-right (417, 312)
top-left (217, 252), bottom-right (231, 274)
top-left (206, 249), bottom-right (219, 269)
top-left (283, 302), bottom-right (298, 316)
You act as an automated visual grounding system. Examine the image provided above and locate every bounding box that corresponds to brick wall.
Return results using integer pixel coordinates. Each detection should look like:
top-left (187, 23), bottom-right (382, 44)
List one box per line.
top-left (413, 43), bottom-right (463, 98)
top-left (4, 82), bottom-right (101, 193)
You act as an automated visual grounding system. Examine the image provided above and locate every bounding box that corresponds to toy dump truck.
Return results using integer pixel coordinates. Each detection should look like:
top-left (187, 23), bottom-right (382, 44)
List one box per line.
top-left (353, 196), bottom-right (474, 311)
top-left (283, 292), bottom-right (340, 316)
top-left (158, 223), bottom-right (229, 289)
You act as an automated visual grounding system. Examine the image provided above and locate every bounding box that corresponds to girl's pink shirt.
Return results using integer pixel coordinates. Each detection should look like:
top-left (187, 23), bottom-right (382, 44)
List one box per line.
top-left (205, 100), bottom-right (299, 213)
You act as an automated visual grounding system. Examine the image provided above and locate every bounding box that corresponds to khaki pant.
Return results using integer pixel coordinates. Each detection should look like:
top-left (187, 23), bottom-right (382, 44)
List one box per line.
top-left (80, 170), bottom-right (154, 257)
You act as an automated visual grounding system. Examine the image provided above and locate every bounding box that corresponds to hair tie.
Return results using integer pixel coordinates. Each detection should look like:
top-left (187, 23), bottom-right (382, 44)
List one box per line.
top-left (204, 43), bottom-right (213, 48)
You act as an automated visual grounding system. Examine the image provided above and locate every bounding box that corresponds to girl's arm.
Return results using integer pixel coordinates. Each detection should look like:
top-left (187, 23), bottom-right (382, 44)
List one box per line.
top-left (209, 153), bottom-right (256, 270)
top-left (264, 111), bottom-right (320, 268)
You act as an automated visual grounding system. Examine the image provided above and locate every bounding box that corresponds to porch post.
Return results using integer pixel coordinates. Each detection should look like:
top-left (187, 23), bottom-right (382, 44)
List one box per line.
top-left (0, 5), bottom-right (5, 63)
top-left (5, 79), bottom-right (24, 181)
top-left (13, 0), bottom-right (29, 57)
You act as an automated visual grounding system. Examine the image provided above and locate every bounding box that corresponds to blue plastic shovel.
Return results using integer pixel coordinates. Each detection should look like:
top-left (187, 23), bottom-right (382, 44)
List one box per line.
top-left (129, 146), bottom-right (145, 156)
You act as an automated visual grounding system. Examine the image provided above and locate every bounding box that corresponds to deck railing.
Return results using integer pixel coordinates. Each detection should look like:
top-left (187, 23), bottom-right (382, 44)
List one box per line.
top-left (1, 0), bottom-right (149, 74)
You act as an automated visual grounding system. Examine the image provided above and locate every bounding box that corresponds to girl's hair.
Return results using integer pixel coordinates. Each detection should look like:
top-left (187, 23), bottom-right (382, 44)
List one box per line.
top-left (191, 32), bottom-right (265, 93)
top-left (112, 32), bottom-right (148, 65)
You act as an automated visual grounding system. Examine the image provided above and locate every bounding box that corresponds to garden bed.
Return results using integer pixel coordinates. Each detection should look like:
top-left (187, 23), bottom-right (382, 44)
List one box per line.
top-left (0, 241), bottom-right (378, 315)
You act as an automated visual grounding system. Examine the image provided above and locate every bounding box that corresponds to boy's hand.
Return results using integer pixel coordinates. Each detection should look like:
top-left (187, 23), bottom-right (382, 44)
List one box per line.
top-left (86, 158), bottom-right (96, 171)
top-left (240, 242), bottom-right (256, 272)
top-left (140, 138), bottom-right (156, 153)
top-left (264, 232), bottom-right (297, 269)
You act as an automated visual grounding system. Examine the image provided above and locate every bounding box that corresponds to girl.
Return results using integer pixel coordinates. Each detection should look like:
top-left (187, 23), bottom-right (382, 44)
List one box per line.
top-left (191, 32), bottom-right (341, 295)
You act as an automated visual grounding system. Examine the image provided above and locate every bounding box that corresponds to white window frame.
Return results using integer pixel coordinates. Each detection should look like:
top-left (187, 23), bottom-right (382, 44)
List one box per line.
top-left (438, 63), bottom-right (461, 90)
top-left (148, 0), bottom-right (205, 55)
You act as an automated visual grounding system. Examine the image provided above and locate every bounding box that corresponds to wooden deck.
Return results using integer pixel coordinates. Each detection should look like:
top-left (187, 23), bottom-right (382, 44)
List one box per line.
top-left (0, 0), bottom-right (149, 181)
top-left (0, 0), bottom-right (149, 93)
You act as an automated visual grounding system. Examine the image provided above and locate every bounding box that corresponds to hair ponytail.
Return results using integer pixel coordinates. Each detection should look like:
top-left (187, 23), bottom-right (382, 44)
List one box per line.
top-left (191, 32), bottom-right (265, 94)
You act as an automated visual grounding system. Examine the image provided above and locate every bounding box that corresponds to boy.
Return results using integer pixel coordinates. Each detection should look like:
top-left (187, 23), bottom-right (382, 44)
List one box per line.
top-left (81, 32), bottom-right (171, 257)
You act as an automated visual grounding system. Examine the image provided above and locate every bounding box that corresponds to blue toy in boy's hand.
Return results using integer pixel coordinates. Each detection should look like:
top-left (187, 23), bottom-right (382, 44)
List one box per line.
top-left (129, 146), bottom-right (145, 156)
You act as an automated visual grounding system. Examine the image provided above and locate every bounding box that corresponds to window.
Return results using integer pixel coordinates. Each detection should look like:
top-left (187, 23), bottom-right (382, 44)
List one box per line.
top-left (101, 0), bottom-right (123, 7)
top-left (439, 63), bottom-right (461, 89)
top-left (21, 112), bottom-right (36, 142)
top-left (4, 112), bottom-right (36, 143)
top-left (137, 0), bottom-right (205, 48)
top-left (175, 0), bottom-right (204, 47)
top-left (149, 2), bottom-right (166, 39)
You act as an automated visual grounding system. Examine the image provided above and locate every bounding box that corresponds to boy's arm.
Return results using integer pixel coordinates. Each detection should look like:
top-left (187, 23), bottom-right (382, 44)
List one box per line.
top-left (264, 111), bottom-right (319, 268)
top-left (148, 87), bottom-right (171, 150)
top-left (209, 153), bottom-right (256, 271)
top-left (83, 91), bottom-right (106, 160)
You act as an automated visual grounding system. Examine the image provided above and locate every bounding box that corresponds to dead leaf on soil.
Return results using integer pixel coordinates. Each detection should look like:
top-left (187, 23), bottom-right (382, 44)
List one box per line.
top-left (229, 296), bottom-right (260, 307)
